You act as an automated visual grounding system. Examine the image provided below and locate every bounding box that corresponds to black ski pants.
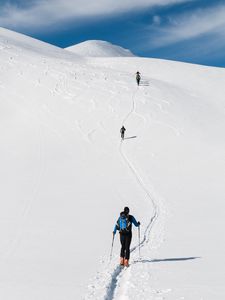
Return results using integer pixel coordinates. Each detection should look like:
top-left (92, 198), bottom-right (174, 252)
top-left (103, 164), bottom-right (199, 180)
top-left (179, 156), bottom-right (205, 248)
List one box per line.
top-left (120, 232), bottom-right (132, 260)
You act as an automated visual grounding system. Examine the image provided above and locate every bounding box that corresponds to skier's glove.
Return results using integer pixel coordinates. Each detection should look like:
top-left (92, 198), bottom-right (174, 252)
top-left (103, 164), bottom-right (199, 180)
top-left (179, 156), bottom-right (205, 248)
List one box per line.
top-left (137, 221), bottom-right (140, 226)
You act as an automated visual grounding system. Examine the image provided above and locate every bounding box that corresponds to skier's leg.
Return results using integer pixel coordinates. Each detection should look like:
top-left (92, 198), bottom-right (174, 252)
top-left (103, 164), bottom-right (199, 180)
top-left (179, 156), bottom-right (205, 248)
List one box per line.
top-left (120, 234), bottom-right (126, 259)
top-left (125, 233), bottom-right (132, 260)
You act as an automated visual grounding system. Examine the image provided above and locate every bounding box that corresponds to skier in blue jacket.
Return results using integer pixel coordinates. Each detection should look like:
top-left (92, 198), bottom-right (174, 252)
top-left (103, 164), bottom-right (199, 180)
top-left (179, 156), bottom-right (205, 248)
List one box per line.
top-left (113, 207), bottom-right (140, 266)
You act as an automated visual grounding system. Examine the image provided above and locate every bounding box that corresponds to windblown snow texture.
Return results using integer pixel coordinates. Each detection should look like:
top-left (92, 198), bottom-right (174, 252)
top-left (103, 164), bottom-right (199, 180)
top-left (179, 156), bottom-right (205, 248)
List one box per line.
top-left (1, 26), bottom-right (225, 300)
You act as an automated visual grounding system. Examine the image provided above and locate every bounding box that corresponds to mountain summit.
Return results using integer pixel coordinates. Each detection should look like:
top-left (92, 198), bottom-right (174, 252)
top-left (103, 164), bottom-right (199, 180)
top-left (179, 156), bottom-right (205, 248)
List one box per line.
top-left (65, 40), bottom-right (135, 57)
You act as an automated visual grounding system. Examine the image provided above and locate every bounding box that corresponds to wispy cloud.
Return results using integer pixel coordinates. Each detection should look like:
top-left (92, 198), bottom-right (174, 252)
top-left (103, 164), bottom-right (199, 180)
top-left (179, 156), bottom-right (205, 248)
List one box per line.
top-left (0, 0), bottom-right (192, 30)
top-left (149, 4), bottom-right (225, 48)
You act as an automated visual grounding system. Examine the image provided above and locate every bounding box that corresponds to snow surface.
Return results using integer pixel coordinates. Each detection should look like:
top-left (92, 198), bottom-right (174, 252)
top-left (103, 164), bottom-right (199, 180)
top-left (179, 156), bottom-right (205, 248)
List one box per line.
top-left (1, 26), bottom-right (225, 300)
top-left (65, 40), bottom-right (135, 57)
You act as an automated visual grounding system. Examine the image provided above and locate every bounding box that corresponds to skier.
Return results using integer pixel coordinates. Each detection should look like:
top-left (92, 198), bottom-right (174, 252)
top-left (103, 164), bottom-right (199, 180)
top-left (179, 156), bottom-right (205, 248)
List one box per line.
top-left (120, 126), bottom-right (126, 140)
top-left (113, 207), bottom-right (140, 267)
top-left (136, 71), bottom-right (141, 86)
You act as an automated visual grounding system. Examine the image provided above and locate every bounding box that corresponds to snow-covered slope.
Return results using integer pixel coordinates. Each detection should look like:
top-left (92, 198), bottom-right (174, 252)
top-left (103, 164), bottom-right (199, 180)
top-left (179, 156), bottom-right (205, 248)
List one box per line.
top-left (65, 40), bottom-right (135, 57)
top-left (1, 26), bottom-right (225, 300)
top-left (0, 27), bottom-right (81, 60)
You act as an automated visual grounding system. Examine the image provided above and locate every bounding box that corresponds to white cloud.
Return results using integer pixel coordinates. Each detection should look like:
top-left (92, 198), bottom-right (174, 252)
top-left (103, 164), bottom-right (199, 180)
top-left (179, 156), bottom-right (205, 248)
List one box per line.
top-left (0, 0), bottom-right (192, 30)
top-left (149, 4), bottom-right (225, 48)
top-left (153, 15), bottom-right (161, 25)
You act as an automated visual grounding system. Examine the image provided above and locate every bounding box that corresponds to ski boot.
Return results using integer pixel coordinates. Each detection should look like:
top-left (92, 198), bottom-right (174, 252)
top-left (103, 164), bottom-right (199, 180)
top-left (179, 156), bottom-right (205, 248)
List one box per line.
top-left (124, 259), bottom-right (129, 267)
top-left (120, 257), bottom-right (124, 266)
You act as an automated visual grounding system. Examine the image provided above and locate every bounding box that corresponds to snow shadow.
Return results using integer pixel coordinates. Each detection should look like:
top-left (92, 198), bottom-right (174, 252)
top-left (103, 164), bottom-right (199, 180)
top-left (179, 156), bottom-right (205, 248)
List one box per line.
top-left (139, 80), bottom-right (150, 86)
top-left (151, 257), bottom-right (201, 263)
top-left (134, 257), bottom-right (200, 264)
top-left (104, 265), bottom-right (123, 300)
top-left (124, 136), bottom-right (137, 140)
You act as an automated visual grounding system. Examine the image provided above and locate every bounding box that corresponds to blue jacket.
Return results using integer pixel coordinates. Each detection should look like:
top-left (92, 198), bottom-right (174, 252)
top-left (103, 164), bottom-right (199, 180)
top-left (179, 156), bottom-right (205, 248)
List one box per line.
top-left (113, 213), bottom-right (139, 235)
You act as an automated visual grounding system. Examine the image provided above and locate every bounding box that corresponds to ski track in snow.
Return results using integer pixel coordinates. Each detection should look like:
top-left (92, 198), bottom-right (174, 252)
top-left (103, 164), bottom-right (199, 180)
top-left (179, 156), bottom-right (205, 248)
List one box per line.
top-left (85, 86), bottom-right (161, 300)
top-left (106, 88), bottom-right (159, 300)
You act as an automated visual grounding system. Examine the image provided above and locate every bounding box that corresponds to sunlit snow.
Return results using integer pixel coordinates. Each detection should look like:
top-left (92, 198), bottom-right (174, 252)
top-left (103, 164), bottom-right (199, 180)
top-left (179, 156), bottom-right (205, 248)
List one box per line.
top-left (0, 27), bottom-right (225, 300)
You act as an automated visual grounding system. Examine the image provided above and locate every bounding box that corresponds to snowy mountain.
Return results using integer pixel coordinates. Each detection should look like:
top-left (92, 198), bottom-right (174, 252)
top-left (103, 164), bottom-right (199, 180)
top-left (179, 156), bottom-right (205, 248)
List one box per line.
top-left (65, 40), bottom-right (135, 57)
top-left (1, 26), bottom-right (225, 300)
top-left (0, 27), bottom-right (81, 60)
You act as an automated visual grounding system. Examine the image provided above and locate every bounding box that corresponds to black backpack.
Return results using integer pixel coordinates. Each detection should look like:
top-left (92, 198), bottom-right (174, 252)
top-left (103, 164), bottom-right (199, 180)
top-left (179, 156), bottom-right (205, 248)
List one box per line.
top-left (136, 74), bottom-right (141, 80)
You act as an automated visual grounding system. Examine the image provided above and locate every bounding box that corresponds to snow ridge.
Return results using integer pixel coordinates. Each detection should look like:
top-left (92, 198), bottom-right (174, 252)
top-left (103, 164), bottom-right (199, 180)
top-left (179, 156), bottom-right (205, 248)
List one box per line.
top-left (65, 40), bottom-right (135, 57)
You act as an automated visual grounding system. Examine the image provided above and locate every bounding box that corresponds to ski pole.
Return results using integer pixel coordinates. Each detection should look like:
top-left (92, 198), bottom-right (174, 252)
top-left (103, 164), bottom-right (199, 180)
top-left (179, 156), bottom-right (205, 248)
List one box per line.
top-left (110, 233), bottom-right (115, 262)
top-left (138, 225), bottom-right (141, 259)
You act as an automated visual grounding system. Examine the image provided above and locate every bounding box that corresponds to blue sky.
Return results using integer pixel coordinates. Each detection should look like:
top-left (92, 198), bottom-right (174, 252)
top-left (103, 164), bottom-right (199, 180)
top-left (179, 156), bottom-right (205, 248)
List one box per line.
top-left (0, 0), bottom-right (225, 67)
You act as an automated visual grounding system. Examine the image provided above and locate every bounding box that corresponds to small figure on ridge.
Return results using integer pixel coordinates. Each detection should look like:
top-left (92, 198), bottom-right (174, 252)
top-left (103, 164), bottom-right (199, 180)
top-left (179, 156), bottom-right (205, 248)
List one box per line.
top-left (120, 126), bottom-right (126, 140)
top-left (136, 71), bottom-right (141, 86)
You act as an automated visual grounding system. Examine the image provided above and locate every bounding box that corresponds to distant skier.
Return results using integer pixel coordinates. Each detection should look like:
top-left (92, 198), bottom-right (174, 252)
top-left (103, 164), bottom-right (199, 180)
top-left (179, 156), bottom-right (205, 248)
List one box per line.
top-left (120, 126), bottom-right (126, 140)
top-left (113, 207), bottom-right (140, 267)
top-left (136, 71), bottom-right (141, 86)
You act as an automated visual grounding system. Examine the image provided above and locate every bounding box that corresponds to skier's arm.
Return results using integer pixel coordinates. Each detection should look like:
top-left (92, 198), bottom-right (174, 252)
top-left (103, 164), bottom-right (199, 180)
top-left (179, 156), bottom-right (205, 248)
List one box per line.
top-left (131, 216), bottom-right (140, 227)
top-left (113, 219), bottom-right (120, 234)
